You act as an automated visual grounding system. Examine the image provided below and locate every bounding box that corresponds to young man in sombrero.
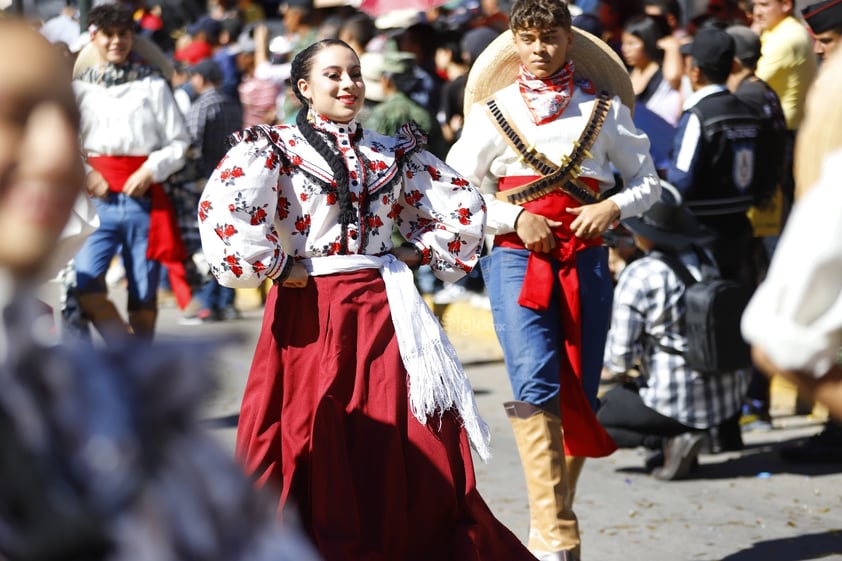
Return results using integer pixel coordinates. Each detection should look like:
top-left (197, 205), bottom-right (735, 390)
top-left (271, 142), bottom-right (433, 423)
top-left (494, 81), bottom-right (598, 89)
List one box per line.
top-left (446, 0), bottom-right (660, 559)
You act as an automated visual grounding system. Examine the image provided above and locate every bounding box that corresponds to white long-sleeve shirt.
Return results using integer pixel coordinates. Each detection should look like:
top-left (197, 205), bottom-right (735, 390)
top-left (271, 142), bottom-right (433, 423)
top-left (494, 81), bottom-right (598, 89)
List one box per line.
top-left (446, 82), bottom-right (660, 234)
top-left (74, 73), bottom-right (190, 183)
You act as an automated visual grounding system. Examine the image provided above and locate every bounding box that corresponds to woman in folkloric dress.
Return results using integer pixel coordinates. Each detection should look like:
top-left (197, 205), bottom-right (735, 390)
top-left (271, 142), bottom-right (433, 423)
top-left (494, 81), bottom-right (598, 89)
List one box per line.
top-left (198, 38), bottom-right (537, 561)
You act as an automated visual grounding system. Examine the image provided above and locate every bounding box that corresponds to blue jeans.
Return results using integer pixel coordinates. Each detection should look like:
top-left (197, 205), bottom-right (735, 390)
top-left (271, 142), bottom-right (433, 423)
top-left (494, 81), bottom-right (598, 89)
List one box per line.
top-left (74, 193), bottom-right (160, 309)
top-left (195, 277), bottom-right (235, 311)
top-left (481, 245), bottom-right (613, 411)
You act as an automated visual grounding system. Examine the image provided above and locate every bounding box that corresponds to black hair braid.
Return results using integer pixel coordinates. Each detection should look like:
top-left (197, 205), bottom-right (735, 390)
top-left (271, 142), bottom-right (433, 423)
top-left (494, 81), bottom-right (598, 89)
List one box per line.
top-left (295, 106), bottom-right (356, 254)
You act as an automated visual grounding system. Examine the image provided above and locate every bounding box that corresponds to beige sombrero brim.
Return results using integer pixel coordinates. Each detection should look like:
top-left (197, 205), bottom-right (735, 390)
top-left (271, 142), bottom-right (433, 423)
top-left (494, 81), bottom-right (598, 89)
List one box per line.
top-left (73, 34), bottom-right (174, 82)
top-left (463, 27), bottom-right (634, 118)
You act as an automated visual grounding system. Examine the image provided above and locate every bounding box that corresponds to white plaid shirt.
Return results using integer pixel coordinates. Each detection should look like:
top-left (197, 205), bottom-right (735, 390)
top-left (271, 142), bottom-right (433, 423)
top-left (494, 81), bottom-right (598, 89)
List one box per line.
top-left (603, 249), bottom-right (748, 429)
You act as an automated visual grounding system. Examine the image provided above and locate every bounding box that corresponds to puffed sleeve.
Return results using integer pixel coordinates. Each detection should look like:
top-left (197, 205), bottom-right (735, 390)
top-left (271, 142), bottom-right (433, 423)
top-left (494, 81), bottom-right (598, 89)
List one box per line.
top-left (603, 95), bottom-right (661, 219)
top-left (445, 102), bottom-right (522, 234)
top-left (197, 126), bottom-right (289, 288)
top-left (393, 123), bottom-right (486, 284)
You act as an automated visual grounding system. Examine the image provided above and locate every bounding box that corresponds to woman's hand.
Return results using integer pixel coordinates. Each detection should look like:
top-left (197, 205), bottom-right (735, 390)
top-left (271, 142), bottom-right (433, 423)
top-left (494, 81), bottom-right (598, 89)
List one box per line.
top-left (391, 244), bottom-right (423, 268)
top-left (281, 262), bottom-right (309, 288)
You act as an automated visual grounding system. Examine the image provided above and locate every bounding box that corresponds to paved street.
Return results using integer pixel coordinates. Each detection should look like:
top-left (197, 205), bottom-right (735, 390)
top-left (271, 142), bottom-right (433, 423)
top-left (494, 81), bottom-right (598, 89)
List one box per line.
top-left (56, 284), bottom-right (842, 561)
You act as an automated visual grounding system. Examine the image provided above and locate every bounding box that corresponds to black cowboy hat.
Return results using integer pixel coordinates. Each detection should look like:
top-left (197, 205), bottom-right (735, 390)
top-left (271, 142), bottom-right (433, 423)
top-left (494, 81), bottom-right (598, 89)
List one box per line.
top-left (622, 181), bottom-right (717, 249)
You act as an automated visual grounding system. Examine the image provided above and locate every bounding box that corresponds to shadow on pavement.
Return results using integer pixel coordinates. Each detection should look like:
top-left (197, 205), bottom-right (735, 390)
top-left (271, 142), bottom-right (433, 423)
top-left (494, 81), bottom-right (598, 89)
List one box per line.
top-left (694, 438), bottom-right (842, 479)
top-left (703, 530), bottom-right (842, 561)
top-left (614, 435), bottom-right (842, 479)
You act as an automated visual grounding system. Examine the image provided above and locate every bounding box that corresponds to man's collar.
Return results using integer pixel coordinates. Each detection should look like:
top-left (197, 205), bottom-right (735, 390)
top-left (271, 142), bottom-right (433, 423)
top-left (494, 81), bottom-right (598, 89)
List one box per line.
top-left (683, 83), bottom-right (727, 111)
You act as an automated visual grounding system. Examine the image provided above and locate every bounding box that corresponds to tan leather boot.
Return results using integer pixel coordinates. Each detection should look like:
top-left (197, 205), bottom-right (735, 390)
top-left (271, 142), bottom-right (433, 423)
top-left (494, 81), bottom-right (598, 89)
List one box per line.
top-left (128, 309), bottom-right (157, 341)
top-left (77, 292), bottom-right (130, 346)
top-left (564, 455), bottom-right (586, 560)
top-left (505, 401), bottom-right (580, 560)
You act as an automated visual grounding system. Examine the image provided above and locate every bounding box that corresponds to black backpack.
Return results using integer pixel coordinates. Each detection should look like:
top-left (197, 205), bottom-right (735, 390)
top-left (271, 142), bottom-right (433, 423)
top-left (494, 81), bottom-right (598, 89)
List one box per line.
top-left (650, 249), bottom-right (753, 374)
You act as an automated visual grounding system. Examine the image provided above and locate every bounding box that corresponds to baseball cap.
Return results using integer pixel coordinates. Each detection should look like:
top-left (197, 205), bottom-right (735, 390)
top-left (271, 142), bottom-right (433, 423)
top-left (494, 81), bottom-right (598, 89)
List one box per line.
top-left (679, 26), bottom-right (735, 78)
top-left (725, 25), bottom-right (761, 67)
top-left (187, 15), bottom-right (223, 39)
top-left (188, 58), bottom-right (223, 84)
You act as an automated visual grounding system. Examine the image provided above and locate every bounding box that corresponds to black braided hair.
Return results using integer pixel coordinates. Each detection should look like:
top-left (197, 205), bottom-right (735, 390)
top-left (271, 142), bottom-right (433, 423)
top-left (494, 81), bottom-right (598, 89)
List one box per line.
top-left (290, 38), bottom-right (358, 254)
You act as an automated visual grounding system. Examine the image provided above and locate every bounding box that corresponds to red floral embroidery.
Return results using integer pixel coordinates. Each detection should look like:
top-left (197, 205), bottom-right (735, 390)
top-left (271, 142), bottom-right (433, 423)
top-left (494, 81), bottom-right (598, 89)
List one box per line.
top-left (426, 165), bottom-right (441, 181)
top-left (277, 196), bottom-right (290, 220)
top-left (451, 177), bottom-right (470, 189)
top-left (214, 223), bottom-right (238, 246)
top-left (250, 207), bottom-right (267, 225)
top-left (224, 253), bottom-right (244, 277)
top-left (219, 166), bottom-right (245, 186)
top-left (405, 190), bottom-right (423, 206)
top-left (452, 206), bottom-right (472, 225)
top-left (326, 192), bottom-right (337, 205)
top-left (265, 151), bottom-right (279, 169)
top-left (293, 215), bottom-right (311, 235)
top-left (447, 238), bottom-right (464, 254)
top-left (198, 200), bottom-right (212, 222)
top-left (387, 202), bottom-right (403, 220)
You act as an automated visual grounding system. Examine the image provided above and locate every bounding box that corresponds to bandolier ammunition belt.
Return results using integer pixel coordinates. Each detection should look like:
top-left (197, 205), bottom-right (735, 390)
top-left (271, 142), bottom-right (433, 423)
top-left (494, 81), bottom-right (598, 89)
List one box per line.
top-left (485, 90), bottom-right (612, 205)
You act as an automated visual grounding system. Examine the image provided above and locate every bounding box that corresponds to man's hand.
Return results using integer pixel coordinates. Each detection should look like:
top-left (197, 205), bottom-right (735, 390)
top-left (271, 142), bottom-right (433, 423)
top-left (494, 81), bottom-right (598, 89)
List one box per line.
top-left (567, 199), bottom-right (620, 239)
top-left (515, 210), bottom-right (563, 253)
top-left (123, 166), bottom-right (154, 198)
top-left (85, 169), bottom-right (110, 198)
top-left (282, 262), bottom-right (309, 288)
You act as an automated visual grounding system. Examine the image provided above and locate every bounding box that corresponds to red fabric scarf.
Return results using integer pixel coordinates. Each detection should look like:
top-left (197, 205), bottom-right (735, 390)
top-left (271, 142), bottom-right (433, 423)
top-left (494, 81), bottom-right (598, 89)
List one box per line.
top-left (495, 175), bottom-right (616, 458)
top-left (86, 156), bottom-right (191, 309)
top-left (517, 61), bottom-right (575, 125)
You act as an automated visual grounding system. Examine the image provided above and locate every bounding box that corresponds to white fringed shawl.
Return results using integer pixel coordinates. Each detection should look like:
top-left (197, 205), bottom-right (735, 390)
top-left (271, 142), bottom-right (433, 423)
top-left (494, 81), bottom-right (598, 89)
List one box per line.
top-left (303, 254), bottom-right (492, 461)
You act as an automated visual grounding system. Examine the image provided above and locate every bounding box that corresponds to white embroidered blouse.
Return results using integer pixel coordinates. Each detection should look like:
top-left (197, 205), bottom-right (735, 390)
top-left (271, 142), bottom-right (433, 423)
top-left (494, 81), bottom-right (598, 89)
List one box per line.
top-left (198, 114), bottom-right (486, 288)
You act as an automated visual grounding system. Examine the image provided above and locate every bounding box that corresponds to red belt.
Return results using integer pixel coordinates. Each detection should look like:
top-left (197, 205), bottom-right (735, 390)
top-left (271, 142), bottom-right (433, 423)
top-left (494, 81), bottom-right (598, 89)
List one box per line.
top-left (496, 175), bottom-right (616, 458)
top-left (87, 155), bottom-right (191, 309)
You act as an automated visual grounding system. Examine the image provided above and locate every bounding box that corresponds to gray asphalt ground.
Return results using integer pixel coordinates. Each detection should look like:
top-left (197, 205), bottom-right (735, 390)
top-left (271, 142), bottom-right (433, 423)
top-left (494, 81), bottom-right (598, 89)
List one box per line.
top-left (44, 283), bottom-right (842, 561)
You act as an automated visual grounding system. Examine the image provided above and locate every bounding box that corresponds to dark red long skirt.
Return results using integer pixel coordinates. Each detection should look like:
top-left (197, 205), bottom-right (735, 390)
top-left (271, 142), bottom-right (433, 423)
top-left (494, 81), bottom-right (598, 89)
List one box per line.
top-left (235, 269), bottom-right (536, 561)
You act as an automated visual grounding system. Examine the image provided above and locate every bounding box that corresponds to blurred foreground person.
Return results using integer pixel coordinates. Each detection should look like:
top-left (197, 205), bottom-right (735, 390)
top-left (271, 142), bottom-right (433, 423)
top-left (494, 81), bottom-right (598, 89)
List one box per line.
top-left (0, 20), bottom-right (321, 561)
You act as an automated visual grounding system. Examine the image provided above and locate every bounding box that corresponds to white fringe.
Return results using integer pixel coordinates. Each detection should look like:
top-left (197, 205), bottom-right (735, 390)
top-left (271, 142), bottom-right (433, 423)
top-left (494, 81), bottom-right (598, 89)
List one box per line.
top-left (304, 255), bottom-right (492, 462)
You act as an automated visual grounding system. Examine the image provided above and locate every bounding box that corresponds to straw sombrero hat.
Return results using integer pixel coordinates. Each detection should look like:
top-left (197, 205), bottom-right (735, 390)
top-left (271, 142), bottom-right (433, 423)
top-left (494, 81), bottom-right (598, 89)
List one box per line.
top-left (463, 27), bottom-right (634, 118)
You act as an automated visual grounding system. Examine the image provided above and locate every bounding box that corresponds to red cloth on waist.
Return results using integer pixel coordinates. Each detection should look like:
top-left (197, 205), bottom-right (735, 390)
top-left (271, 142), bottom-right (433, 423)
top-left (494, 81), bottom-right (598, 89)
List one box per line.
top-left (87, 155), bottom-right (191, 309)
top-left (496, 175), bottom-right (616, 458)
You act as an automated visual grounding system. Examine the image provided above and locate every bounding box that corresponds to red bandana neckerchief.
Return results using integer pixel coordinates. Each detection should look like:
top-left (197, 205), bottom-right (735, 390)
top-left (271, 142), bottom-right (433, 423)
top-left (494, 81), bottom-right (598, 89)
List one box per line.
top-left (517, 60), bottom-right (575, 125)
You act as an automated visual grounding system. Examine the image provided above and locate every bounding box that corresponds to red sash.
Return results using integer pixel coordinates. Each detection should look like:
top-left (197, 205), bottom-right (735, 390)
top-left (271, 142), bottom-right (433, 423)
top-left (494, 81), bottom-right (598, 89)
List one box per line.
top-left (86, 156), bottom-right (192, 309)
top-left (495, 176), bottom-right (616, 458)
